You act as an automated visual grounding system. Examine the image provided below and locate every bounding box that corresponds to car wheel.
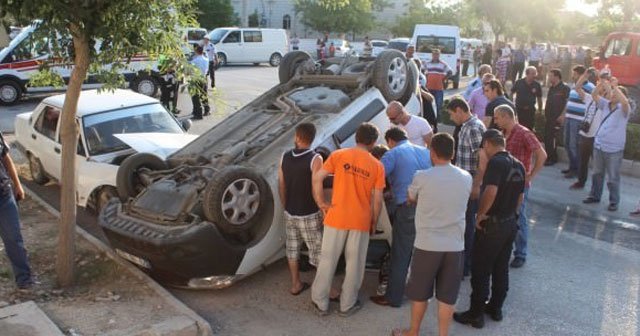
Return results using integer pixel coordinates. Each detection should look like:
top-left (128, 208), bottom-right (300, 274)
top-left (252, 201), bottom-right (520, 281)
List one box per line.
top-left (0, 79), bottom-right (22, 106)
top-left (132, 74), bottom-right (158, 97)
top-left (202, 166), bottom-right (273, 239)
top-left (371, 50), bottom-right (414, 103)
top-left (269, 53), bottom-right (282, 67)
top-left (116, 153), bottom-right (168, 201)
top-left (278, 51), bottom-right (312, 84)
top-left (28, 154), bottom-right (49, 185)
top-left (217, 53), bottom-right (227, 67)
top-left (396, 60), bottom-right (418, 105)
top-left (95, 186), bottom-right (118, 214)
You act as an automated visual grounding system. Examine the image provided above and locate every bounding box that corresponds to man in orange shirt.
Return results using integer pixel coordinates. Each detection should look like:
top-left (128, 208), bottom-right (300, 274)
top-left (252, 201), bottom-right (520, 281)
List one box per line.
top-left (311, 123), bottom-right (386, 317)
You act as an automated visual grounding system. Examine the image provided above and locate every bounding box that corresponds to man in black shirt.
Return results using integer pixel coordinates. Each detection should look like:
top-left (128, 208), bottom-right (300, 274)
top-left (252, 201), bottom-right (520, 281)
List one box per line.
top-left (483, 79), bottom-right (515, 128)
top-left (543, 69), bottom-right (570, 165)
top-left (0, 131), bottom-right (34, 291)
top-left (278, 123), bottom-right (323, 295)
top-left (511, 66), bottom-right (543, 130)
top-left (454, 129), bottom-right (525, 329)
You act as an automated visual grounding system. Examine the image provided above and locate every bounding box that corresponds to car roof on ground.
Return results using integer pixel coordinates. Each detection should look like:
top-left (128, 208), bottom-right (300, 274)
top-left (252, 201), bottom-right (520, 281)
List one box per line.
top-left (43, 89), bottom-right (158, 117)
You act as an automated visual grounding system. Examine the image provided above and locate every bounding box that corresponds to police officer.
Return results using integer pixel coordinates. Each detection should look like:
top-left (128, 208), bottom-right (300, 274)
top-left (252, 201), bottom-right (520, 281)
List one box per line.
top-left (453, 129), bottom-right (525, 329)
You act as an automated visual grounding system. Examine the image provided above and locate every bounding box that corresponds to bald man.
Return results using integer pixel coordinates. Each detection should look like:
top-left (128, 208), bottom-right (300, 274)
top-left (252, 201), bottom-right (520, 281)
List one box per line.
top-left (386, 101), bottom-right (433, 148)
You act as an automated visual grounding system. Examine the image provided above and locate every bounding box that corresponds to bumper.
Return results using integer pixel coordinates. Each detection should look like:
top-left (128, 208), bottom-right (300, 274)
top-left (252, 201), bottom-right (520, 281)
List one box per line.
top-left (99, 199), bottom-right (246, 282)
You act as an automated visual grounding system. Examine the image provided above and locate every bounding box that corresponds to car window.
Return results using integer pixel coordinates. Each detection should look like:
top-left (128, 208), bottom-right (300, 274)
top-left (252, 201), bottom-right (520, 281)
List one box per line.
top-left (372, 42), bottom-right (387, 47)
top-left (34, 106), bottom-right (60, 140)
top-left (416, 36), bottom-right (456, 54)
top-left (333, 99), bottom-right (386, 145)
top-left (209, 29), bottom-right (228, 44)
top-left (244, 31), bottom-right (262, 43)
top-left (388, 41), bottom-right (408, 52)
top-left (223, 31), bottom-right (241, 43)
top-left (82, 103), bottom-right (183, 156)
top-left (604, 38), bottom-right (632, 58)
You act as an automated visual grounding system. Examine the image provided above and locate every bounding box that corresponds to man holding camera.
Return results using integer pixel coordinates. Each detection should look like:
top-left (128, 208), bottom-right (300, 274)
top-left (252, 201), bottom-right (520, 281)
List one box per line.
top-left (571, 68), bottom-right (599, 190)
top-left (453, 129), bottom-right (525, 329)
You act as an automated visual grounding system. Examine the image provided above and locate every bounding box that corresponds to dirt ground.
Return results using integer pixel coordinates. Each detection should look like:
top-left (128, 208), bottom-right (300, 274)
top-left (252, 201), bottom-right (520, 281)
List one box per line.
top-left (0, 195), bottom-right (183, 335)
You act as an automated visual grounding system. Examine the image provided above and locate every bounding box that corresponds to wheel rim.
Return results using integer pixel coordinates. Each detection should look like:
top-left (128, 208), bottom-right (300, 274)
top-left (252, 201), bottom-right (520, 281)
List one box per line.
top-left (0, 84), bottom-right (18, 103)
top-left (218, 54), bottom-right (226, 66)
top-left (221, 178), bottom-right (260, 225)
top-left (271, 54), bottom-right (282, 66)
top-left (137, 79), bottom-right (155, 96)
top-left (386, 57), bottom-right (407, 95)
top-left (29, 156), bottom-right (42, 179)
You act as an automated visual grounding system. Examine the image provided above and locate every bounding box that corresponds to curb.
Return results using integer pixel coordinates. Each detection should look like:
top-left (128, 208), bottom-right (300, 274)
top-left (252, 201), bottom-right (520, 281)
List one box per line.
top-left (23, 187), bottom-right (214, 336)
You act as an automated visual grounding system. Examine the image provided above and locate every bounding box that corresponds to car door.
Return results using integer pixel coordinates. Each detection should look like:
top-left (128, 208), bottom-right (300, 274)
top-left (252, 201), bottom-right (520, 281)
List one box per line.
top-left (221, 30), bottom-right (244, 64)
top-left (242, 30), bottom-right (264, 63)
top-left (31, 105), bottom-right (62, 179)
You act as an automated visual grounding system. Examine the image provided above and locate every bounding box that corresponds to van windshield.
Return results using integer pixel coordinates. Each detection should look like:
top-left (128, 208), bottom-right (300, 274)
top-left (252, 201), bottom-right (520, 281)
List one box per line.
top-left (209, 29), bottom-right (229, 44)
top-left (416, 36), bottom-right (456, 54)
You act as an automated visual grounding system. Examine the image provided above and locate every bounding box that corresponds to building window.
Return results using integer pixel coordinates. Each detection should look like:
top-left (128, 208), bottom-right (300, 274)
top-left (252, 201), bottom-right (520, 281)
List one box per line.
top-left (283, 15), bottom-right (291, 30)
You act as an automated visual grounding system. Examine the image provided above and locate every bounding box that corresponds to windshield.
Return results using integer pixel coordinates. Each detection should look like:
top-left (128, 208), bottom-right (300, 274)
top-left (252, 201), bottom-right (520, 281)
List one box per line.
top-left (208, 29), bottom-right (229, 44)
top-left (416, 36), bottom-right (456, 54)
top-left (388, 41), bottom-right (409, 52)
top-left (82, 103), bottom-right (183, 156)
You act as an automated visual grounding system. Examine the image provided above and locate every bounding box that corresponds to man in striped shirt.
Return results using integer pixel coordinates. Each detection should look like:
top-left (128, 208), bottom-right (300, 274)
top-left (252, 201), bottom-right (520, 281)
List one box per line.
top-left (424, 49), bottom-right (453, 128)
top-left (561, 65), bottom-right (595, 178)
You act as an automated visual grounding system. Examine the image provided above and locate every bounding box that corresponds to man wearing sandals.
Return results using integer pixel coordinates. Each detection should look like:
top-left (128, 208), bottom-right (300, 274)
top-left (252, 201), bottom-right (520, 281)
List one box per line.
top-left (278, 123), bottom-right (323, 296)
top-left (392, 133), bottom-right (471, 336)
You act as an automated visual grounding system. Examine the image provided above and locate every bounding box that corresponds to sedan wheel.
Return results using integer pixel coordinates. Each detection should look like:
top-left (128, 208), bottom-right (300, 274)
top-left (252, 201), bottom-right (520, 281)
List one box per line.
top-left (28, 154), bottom-right (49, 185)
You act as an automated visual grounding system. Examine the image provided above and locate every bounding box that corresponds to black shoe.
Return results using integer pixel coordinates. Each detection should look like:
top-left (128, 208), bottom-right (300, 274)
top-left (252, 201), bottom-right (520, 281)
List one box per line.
top-left (582, 197), bottom-right (600, 204)
top-left (485, 306), bottom-right (503, 322)
top-left (190, 116), bottom-right (203, 120)
top-left (510, 257), bottom-right (526, 268)
top-left (608, 203), bottom-right (618, 211)
top-left (453, 310), bottom-right (484, 329)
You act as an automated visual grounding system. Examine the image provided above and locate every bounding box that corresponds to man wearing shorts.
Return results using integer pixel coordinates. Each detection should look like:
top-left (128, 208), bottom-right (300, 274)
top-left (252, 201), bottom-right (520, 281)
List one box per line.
top-left (278, 123), bottom-right (323, 296)
top-left (392, 133), bottom-right (472, 336)
top-left (311, 123), bottom-right (385, 317)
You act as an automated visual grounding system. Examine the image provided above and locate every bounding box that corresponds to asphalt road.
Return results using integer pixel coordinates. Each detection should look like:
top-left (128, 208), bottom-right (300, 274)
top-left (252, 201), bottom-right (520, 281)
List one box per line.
top-left (4, 65), bottom-right (639, 336)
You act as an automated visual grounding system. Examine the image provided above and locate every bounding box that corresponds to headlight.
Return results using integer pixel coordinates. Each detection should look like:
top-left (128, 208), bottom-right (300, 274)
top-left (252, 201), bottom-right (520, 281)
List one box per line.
top-left (187, 275), bottom-right (237, 289)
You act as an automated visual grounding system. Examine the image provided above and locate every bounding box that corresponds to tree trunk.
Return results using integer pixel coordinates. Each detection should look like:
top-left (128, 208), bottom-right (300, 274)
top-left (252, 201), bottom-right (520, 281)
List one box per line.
top-left (56, 24), bottom-right (90, 287)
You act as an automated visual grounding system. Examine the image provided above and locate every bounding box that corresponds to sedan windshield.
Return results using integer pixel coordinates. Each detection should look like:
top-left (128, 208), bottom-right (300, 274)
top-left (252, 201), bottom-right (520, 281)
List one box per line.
top-left (208, 29), bottom-right (229, 44)
top-left (83, 103), bottom-right (183, 156)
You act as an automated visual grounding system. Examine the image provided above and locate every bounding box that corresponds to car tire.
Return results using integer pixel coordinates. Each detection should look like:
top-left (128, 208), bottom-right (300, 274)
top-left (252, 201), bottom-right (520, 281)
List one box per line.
top-left (131, 74), bottom-right (159, 97)
top-left (396, 60), bottom-right (418, 105)
top-left (217, 53), bottom-right (227, 67)
top-left (0, 79), bottom-right (22, 106)
top-left (371, 50), bottom-right (414, 104)
top-left (278, 51), bottom-right (312, 84)
top-left (94, 186), bottom-right (118, 214)
top-left (116, 153), bottom-right (168, 201)
top-left (28, 154), bottom-right (49, 185)
top-left (202, 166), bottom-right (273, 238)
top-left (269, 53), bottom-right (283, 67)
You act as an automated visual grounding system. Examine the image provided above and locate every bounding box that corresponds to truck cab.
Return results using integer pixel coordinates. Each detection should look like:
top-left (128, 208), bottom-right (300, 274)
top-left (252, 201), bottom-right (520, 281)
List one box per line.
top-left (593, 32), bottom-right (640, 116)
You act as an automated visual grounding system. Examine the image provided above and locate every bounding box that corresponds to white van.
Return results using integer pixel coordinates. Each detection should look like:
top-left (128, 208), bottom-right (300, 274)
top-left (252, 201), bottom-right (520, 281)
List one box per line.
top-left (0, 22), bottom-right (161, 105)
top-left (207, 27), bottom-right (288, 67)
top-left (411, 24), bottom-right (461, 89)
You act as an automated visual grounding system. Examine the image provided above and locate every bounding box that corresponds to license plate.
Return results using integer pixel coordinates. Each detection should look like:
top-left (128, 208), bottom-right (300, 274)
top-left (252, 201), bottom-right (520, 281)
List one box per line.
top-left (115, 249), bottom-right (151, 269)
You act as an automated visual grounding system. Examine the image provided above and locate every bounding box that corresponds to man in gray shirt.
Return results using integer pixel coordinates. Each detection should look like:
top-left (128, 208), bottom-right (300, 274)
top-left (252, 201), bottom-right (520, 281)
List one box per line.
top-left (391, 133), bottom-right (472, 336)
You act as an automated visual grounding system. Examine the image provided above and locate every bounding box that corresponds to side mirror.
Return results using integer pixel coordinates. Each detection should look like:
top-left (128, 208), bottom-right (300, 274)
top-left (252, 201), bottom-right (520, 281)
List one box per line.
top-left (181, 118), bottom-right (192, 132)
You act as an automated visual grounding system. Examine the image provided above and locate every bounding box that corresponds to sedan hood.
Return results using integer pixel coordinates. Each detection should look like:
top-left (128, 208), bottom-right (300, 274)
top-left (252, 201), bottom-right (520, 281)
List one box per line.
top-left (114, 133), bottom-right (198, 160)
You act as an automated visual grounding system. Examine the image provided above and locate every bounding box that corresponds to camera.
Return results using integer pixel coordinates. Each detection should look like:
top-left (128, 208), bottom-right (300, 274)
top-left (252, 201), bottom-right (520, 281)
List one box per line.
top-left (580, 121), bottom-right (591, 133)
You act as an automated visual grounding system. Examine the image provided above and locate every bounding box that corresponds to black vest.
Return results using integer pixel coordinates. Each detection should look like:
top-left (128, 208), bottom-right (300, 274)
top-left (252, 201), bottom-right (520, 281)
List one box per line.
top-left (281, 149), bottom-right (319, 216)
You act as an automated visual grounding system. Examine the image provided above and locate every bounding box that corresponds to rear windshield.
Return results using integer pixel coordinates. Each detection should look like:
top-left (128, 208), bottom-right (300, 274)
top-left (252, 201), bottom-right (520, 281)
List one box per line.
top-left (416, 36), bottom-right (456, 54)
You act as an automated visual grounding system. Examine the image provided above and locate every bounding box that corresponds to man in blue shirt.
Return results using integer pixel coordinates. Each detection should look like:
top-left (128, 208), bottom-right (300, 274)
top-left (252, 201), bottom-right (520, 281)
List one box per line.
top-left (371, 127), bottom-right (431, 308)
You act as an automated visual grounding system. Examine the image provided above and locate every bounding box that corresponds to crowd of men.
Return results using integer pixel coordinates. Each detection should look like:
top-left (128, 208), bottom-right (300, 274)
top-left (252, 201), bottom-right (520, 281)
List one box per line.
top-left (276, 46), bottom-right (636, 334)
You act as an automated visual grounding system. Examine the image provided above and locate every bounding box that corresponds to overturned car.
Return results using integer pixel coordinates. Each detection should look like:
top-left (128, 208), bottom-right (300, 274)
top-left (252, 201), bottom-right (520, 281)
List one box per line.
top-left (99, 50), bottom-right (419, 288)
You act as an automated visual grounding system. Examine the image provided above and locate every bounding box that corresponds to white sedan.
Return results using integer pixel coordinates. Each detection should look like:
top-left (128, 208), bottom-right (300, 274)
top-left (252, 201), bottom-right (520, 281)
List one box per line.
top-left (14, 89), bottom-right (196, 212)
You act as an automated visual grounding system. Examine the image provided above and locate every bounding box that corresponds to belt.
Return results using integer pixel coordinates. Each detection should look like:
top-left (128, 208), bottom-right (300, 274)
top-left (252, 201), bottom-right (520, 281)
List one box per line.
top-left (488, 214), bottom-right (517, 224)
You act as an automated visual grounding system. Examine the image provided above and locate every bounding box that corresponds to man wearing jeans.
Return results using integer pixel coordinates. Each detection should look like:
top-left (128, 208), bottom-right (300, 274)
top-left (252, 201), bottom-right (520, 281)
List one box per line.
top-left (424, 49), bottom-right (453, 128)
top-left (492, 105), bottom-right (547, 269)
top-left (311, 123), bottom-right (385, 317)
top-left (583, 78), bottom-right (630, 212)
top-left (0, 132), bottom-right (34, 291)
top-left (370, 127), bottom-right (431, 308)
top-left (562, 66), bottom-right (595, 179)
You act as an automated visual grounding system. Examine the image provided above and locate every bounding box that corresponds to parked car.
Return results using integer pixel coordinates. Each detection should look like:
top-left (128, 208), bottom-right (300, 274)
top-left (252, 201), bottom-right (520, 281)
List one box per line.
top-left (99, 50), bottom-right (421, 289)
top-left (0, 21), bottom-right (162, 105)
top-left (593, 32), bottom-right (640, 119)
top-left (208, 27), bottom-right (288, 67)
top-left (412, 24), bottom-right (461, 89)
top-left (14, 89), bottom-right (196, 213)
top-left (387, 37), bottom-right (411, 52)
top-left (326, 39), bottom-right (352, 57)
top-left (371, 39), bottom-right (388, 57)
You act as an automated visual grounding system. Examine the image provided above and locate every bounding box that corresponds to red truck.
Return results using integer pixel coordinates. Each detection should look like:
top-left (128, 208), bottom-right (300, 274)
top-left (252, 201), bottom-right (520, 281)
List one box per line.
top-left (593, 32), bottom-right (640, 119)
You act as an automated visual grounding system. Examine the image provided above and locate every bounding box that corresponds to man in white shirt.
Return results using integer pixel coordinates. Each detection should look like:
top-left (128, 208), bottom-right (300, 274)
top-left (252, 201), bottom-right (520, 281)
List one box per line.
top-left (190, 46), bottom-right (210, 120)
top-left (386, 101), bottom-right (433, 147)
top-left (202, 36), bottom-right (217, 88)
